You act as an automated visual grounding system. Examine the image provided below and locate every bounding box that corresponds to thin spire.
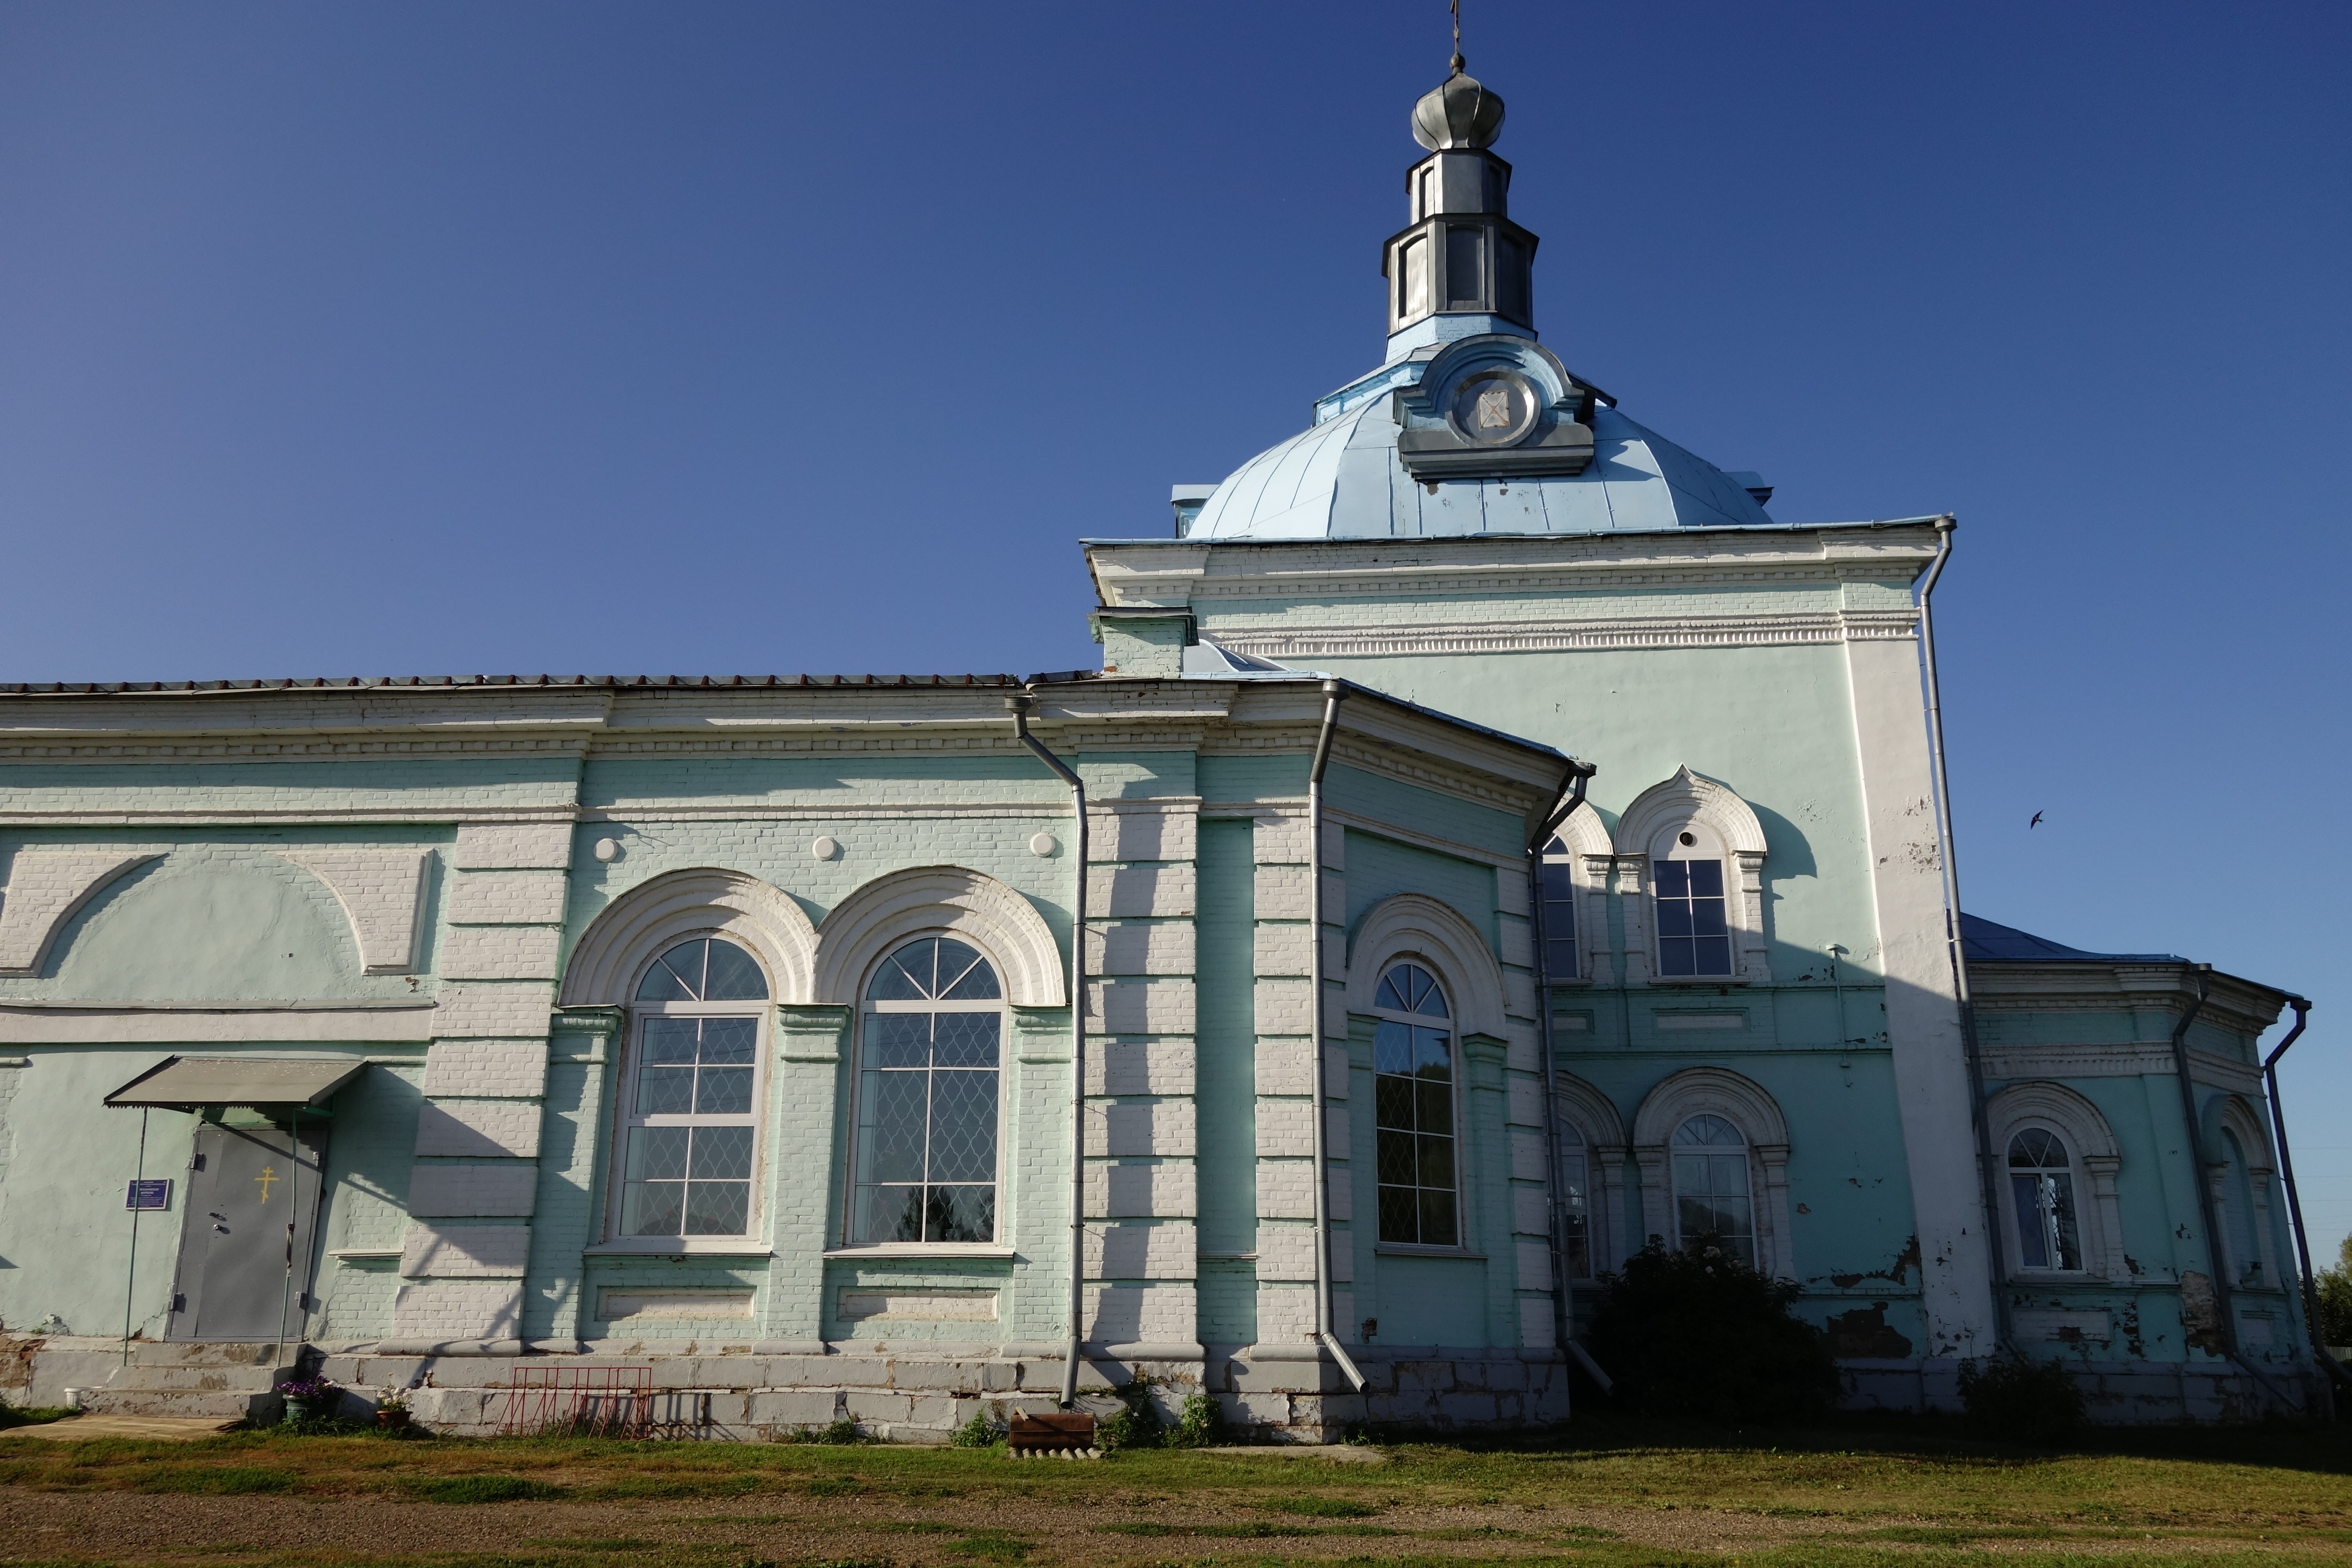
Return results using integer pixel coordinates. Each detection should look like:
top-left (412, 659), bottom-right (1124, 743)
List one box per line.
top-left (1450, 0), bottom-right (1465, 73)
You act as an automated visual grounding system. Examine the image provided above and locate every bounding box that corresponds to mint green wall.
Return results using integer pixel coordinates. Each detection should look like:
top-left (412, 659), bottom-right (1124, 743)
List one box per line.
top-left (1195, 818), bottom-right (1256, 1266)
top-left (1344, 831), bottom-right (1498, 951)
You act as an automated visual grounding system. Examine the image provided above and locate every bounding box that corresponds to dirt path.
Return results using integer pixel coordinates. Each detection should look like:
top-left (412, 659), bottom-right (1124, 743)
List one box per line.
top-left (4, 1490), bottom-right (2347, 1563)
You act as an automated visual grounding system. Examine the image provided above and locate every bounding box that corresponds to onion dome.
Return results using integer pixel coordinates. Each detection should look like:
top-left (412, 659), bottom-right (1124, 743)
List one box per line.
top-left (1411, 57), bottom-right (1505, 150)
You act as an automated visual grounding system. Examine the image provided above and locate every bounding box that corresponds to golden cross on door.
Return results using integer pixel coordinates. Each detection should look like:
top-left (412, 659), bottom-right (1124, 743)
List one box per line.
top-left (253, 1165), bottom-right (279, 1203)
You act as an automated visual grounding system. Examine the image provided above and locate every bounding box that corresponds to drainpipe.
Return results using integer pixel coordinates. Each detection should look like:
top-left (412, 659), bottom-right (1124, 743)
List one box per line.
top-left (2263, 999), bottom-right (2347, 1411)
top-left (1307, 680), bottom-right (1367, 1393)
top-left (1527, 758), bottom-right (1596, 1363)
top-left (1010, 693), bottom-right (1090, 1409)
top-left (1916, 515), bottom-right (2012, 1352)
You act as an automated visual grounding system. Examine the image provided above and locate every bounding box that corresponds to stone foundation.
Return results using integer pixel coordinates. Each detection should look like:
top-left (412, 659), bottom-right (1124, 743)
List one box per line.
top-left (1837, 1354), bottom-right (2332, 1423)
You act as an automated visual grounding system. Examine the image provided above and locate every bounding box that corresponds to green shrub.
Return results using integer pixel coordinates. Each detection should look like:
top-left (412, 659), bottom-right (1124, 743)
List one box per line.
top-left (2316, 1233), bottom-right (2352, 1347)
top-left (411, 1474), bottom-right (565, 1504)
top-left (949, 1411), bottom-right (999, 1448)
top-left (1583, 1238), bottom-right (1840, 1423)
top-left (1957, 1353), bottom-right (2085, 1446)
top-left (1094, 1379), bottom-right (1164, 1450)
top-left (1166, 1391), bottom-right (1224, 1449)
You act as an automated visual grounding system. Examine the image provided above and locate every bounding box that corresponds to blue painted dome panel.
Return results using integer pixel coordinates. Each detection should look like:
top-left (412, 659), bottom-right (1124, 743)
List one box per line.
top-left (1189, 368), bottom-right (1774, 540)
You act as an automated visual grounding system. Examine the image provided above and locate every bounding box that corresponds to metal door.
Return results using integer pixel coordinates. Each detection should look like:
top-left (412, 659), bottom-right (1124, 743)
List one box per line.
top-left (168, 1121), bottom-right (327, 1342)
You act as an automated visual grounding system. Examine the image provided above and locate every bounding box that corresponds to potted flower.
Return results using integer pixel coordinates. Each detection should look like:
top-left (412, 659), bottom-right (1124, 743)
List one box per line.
top-left (276, 1376), bottom-right (339, 1426)
top-left (373, 1383), bottom-right (413, 1432)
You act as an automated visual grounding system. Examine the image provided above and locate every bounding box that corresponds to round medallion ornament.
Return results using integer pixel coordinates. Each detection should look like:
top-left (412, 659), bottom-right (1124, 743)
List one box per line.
top-left (1448, 368), bottom-right (1540, 448)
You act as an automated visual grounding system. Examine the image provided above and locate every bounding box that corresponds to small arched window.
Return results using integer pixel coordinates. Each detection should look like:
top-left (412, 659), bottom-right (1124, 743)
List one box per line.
top-left (1373, 961), bottom-right (1458, 1247)
top-left (1538, 835), bottom-right (1578, 981)
top-left (1654, 824), bottom-right (1731, 978)
top-left (2008, 1126), bottom-right (2083, 1272)
top-left (1671, 1114), bottom-right (1756, 1267)
top-left (617, 936), bottom-right (771, 1240)
top-left (849, 936), bottom-right (1004, 1246)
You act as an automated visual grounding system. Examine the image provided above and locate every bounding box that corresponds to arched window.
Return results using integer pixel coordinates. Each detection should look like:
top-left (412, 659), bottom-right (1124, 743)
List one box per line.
top-left (1558, 1121), bottom-right (1590, 1279)
top-left (848, 936), bottom-right (1003, 1245)
top-left (1538, 835), bottom-right (1578, 981)
top-left (2008, 1126), bottom-right (2083, 1272)
top-left (1373, 961), bottom-right (1458, 1247)
top-left (1653, 823), bottom-right (1731, 978)
top-left (616, 935), bottom-right (770, 1239)
top-left (1671, 1114), bottom-right (1756, 1267)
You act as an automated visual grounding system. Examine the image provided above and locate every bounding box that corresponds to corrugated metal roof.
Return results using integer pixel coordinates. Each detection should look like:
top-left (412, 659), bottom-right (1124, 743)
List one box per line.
top-left (105, 1055), bottom-right (367, 1110)
top-left (0, 674), bottom-right (1028, 697)
top-left (1960, 913), bottom-right (2184, 965)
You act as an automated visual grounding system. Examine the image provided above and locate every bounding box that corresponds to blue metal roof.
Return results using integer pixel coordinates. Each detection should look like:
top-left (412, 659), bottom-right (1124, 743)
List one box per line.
top-left (1960, 913), bottom-right (2184, 965)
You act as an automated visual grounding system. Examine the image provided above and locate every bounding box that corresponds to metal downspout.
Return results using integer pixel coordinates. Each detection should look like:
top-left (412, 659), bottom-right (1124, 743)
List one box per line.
top-left (1916, 515), bottom-right (2011, 1353)
top-left (1011, 693), bottom-right (1090, 1409)
top-left (2262, 999), bottom-right (2347, 1411)
top-left (1527, 759), bottom-right (1596, 1365)
top-left (1307, 681), bottom-right (1367, 1393)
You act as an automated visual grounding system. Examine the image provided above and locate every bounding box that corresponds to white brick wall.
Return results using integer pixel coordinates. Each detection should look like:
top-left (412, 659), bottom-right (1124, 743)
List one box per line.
top-left (1324, 1044), bottom-right (1349, 1099)
top-left (439, 924), bottom-right (563, 981)
top-left (389, 1279), bottom-right (524, 1341)
top-left (1508, 1076), bottom-right (1543, 1126)
top-left (445, 870), bottom-right (567, 924)
top-left (1256, 1160), bottom-right (1312, 1219)
top-left (1520, 1296), bottom-right (1555, 1348)
top-left (1256, 1221), bottom-right (1317, 1282)
top-left (1088, 806), bottom-right (1197, 863)
top-left (1255, 1099), bottom-right (1312, 1158)
top-left (451, 823), bottom-right (572, 871)
top-left (408, 1163), bottom-right (538, 1218)
top-left (0, 850), bottom-right (158, 973)
top-left (1086, 1039), bottom-right (1195, 1097)
top-left (1327, 1166), bottom-right (1351, 1222)
top-left (1253, 812), bottom-right (1310, 865)
top-left (422, 1040), bottom-right (548, 1099)
top-left (1083, 1283), bottom-right (1195, 1345)
top-left (414, 1099), bottom-right (542, 1158)
top-left (1084, 1099), bottom-right (1196, 1157)
top-left (1083, 1221), bottom-right (1196, 1279)
top-left (1085, 977), bottom-right (1195, 1035)
top-left (1255, 1285), bottom-right (1315, 1342)
top-left (1086, 863), bottom-right (1196, 918)
top-left (1251, 923), bottom-right (1313, 976)
top-left (434, 982), bottom-right (557, 1039)
top-left (1498, 918), bottom-right (1534, 969)
top-left (1517, 1238), bottom-right (1553, 1290)
top-left (1514, 1186), bottom-right (1549, 1235)
top-left (1506, 1020), bottom-right (1538, 1072)
top-left (1511, 1127), bottom-right (1547, 1183)
top-left (276, 849), bottom-right (431, 973)
top-left (1085, 1160), bottom-right (1196, 1218)
top-left (1085, 920), bottom-right (1195, 976)
top-left (1252, 864), bottom-right (1310, 921)
top-left (1253, 978), bottom-right (1313, 1035)
top-left (401, 1222), bottom-right (530, 1278)
top-left (1254, 1039), bottom-right (1315, 1097)
top-left (1504, 970), bottom-right (1537, 1019)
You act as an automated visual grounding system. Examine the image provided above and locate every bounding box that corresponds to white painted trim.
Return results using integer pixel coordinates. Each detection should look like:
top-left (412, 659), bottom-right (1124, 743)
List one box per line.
top-left (0, 850), bottom-right (163, 975)
top-left (810, 866), bottom-right (1065, 1008)
top-left (1344, 893), bottom-right (1509, 1039)
top-left (1611, 768), bottom-right (1769, 987)
top-left (0, 1004), bottom-right (436, 1044)
top-left (1211, 609), bottom-right (1920, 661)
top-left (1985, 1080), bottom-right (2125, 1283)
top-left (558, 867), bottom-right (817, 1007)
top-left (1630, 1065), bottom-right (1795, 1279)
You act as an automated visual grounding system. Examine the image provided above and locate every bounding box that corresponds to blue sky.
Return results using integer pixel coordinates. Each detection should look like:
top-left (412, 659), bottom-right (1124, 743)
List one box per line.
top-left (4, 2), bottom-right (2348, 1261)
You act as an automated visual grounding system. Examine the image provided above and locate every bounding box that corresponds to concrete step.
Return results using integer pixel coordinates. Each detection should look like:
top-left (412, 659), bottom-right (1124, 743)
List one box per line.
top-left (99, 1367), bottom-right (281, 1394)
top-left (116, 1343), bottom-right (284, 1371)
top-left (81, 1387), bottom-right (269, 1420)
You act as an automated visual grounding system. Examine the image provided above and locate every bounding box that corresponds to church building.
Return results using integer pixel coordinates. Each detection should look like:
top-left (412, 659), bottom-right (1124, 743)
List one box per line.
top-left (0, 54), bottom-right (2331, 1434)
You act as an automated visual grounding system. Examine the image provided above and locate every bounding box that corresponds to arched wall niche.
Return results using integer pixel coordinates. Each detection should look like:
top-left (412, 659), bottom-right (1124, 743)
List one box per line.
top-left (560, 867), bottom-right (818, 1006)
top-left (1344, 892), bottom-right (1508, 1039)
top-left (809, 866), bottom-right (1065, 1008)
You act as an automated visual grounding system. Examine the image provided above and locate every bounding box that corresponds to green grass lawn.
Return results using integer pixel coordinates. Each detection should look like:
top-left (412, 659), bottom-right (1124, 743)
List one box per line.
top-left (2, 1411), bottom-right (2348, 1568)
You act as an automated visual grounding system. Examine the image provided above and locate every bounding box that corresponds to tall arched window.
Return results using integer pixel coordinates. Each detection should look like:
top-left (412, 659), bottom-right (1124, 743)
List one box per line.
top-left (1538, 835), bottom-right (1578, 981)
top-left (617, 935), bottom-right (770, 1239)
top-left (1671, 1114), bottom-right (1756, 1267)
top-left (848, 936), bottom-right (1003, 1245)
top-left (2008, 1126), bottom-right (2083, 1272)
top-left (1373, 961), bottom-right (1458, 1247)
top-left (1558, 1122), bottom-right (1591, 1279)
top-left (1654, 824), bottom-right (1731, 978)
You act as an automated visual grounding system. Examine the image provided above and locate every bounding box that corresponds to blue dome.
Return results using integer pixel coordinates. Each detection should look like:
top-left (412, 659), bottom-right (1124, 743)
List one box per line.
top-left (1187, 356), bottom-right (1774, 541)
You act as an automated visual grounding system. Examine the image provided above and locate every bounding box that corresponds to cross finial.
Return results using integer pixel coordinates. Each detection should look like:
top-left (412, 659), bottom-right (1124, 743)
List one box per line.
top-left (1449, 0), bottom-right (1465, 72)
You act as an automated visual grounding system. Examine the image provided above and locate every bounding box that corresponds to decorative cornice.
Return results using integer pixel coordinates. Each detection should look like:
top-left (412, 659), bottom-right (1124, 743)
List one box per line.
top-left (1210, 609), bottom-right (1918, 661)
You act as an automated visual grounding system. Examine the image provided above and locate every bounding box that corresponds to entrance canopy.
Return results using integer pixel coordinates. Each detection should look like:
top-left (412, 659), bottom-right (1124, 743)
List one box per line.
top-left (104, 1055), bottom-right (365, 1112)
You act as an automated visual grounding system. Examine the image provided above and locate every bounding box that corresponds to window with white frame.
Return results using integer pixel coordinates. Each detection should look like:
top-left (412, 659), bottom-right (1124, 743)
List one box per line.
top-left (1671, 1113), bottom-right (1756, 1267)
top-left (1654, 825), bottom-right (1732, 978)
top-left (848, 936), bottom-right (1003, 1245)
top-left (1558, 1121), bottom-right (1591, 1279)
top-left (1538, 835), bottom-right (1578, 981)
top-left (1373, 961), bottom-right (1459, 1247)
top-left (617, 935), bottom-right (770, 1238)
top-left (2007, 1125), bottom-right (2083, 1272)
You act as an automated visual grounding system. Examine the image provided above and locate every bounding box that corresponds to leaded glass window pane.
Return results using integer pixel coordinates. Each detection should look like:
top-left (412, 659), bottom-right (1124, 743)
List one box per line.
top-left (1373, 962), bottom-right (1457, 1246)
top-left (618, 943), bottom-right (768, 1241)
top-left (635, 937), bottom-right (771, 1002)
top-left (850, 936), bottom-right (1005, 1244)
top-left (1539, 843), bottom-right (1578, 979)
top-left (1671, 1114), bottom-right (1756, 1267)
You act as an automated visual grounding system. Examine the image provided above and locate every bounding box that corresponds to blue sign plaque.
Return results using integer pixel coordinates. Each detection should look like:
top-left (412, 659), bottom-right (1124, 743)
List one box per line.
top-left (126, 1178), bottom-right (172, 1210)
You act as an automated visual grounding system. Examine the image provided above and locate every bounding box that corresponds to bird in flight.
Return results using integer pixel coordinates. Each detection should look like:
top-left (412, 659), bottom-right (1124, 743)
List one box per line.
top-left (2029, 811), bottom-right (2044, 829)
